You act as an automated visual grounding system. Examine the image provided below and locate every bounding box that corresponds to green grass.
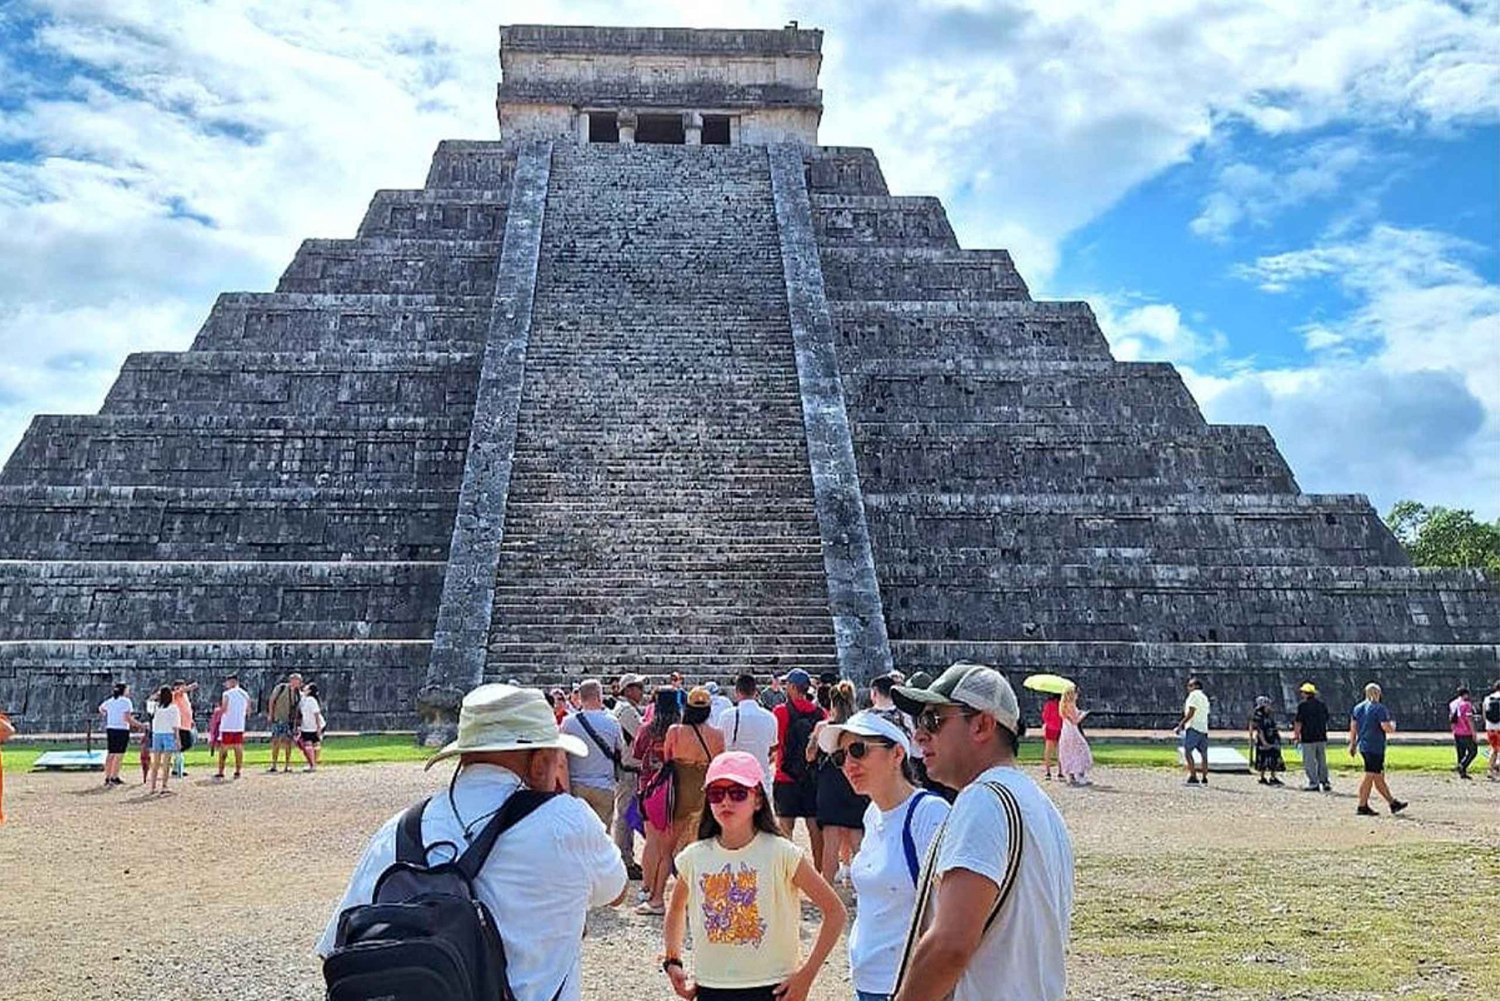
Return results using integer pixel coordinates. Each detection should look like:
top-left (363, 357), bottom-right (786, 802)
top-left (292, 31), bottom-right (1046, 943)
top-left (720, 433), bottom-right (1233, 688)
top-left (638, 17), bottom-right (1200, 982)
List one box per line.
top-left (1075, 842), bottom-right (1499, 996)
top-left (3, 733), bottom-right (1474, 774)
top-left (1, 733), bottom-right (432, 773)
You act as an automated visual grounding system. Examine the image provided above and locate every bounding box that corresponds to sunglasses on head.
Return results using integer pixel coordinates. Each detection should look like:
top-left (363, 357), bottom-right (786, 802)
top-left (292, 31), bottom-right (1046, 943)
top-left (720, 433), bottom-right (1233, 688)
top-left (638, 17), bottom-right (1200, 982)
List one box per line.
top-left (916, 706), bottom-right (977, 734)
top-left (705, 784), bottom-right (754, 804)
top-left (830, 738), bottom-right (895, 768)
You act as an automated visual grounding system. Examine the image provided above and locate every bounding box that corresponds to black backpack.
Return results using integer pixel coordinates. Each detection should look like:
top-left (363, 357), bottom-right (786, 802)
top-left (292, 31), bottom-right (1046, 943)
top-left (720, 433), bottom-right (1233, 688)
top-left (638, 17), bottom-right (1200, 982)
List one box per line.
top-left (1485, 696), bottom-right (1500, 725)
top-left (322, 789), bottom-right (557, 1001)
top-left (781, 702), bottom-right (820, 783)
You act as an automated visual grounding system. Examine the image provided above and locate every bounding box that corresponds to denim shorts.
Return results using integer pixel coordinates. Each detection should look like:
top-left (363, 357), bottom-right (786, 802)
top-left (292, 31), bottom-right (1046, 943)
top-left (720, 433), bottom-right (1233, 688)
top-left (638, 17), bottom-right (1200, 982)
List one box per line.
top-left (150, 731), bottom-right (178, 753)
top-left (1182, 728), bottom-right (1209, 755)
top-left (270, 721), bottom-right (295, 740)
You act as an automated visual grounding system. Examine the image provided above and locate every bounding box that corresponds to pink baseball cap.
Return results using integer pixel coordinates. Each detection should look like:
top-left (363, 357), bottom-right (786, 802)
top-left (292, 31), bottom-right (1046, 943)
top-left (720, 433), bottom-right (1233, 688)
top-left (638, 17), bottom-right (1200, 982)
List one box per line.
top-left (703, 751), bottom-right (763, 789)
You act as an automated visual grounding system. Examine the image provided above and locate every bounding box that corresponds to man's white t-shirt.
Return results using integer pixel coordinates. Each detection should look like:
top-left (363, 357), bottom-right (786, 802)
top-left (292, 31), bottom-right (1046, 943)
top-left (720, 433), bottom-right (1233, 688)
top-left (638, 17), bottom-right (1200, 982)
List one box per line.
top-left (317, 764), bottom-right (626, 1001)
top-left (220, 687), bottom-right (251, 732)
top-left (1483, 693), bottom-right (1500, 733)
top-left (930, 765), bottom-right (1074, 1001)
top-left (720, 700), bottom-right (780, 791)
top-left (1183, 690), bottom-right (1211, 733)
top-left (99, 696), bottom-right (133, 730)
top-left (299, 696), bottom-right (322, 732)
top-left (849, 790), bottom-right (950, 993)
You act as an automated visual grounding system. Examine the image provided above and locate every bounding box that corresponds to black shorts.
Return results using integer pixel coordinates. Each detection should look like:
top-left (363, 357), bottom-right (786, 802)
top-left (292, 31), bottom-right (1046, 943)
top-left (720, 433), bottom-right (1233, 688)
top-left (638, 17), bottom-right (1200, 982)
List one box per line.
top-left (106, 728), bottom-right (131, 754)
top-left (773, 779), bottom-right (818, 819)
top-left (696, 986), bottom-right (777, 1001)
top-left (1361, 751), bottom-right (1385, 774)
top-left (300, 730), bottom-right (321, 745)
top-left (177, 729), bottom-right (195, 752)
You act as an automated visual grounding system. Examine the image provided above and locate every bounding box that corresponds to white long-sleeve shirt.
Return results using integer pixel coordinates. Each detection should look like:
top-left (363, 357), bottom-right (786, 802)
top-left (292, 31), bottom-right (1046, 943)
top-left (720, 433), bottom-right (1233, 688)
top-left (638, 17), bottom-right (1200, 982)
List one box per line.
top-left (316, 763), bottom-right (626, 1000)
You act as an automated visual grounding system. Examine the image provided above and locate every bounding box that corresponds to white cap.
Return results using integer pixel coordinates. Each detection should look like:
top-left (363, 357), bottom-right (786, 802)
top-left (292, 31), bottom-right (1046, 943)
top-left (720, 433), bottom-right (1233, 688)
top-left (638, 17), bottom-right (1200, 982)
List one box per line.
top-left (816, 709), bottom-right (911, 754)
top-left (425, 683), bottom-right (588, 769)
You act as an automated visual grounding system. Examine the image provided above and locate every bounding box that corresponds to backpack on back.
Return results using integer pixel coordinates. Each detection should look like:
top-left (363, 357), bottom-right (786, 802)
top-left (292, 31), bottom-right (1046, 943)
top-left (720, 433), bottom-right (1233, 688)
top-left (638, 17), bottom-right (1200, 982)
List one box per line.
top-left (1485, 696), bottom-right (1500, 725)
top-left (781, 701), bottom-right (820, 783)
top-left (322, 789), bottom-right (556, 1001)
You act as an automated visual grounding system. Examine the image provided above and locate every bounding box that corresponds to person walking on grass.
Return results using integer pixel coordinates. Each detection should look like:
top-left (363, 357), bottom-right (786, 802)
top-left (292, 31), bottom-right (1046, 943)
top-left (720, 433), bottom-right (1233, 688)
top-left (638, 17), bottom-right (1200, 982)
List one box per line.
top-left (98, 682), bottom-right (138, 787)
top-left (296, 682), bottom-right (325, 771)
top-left (170, 679), bottom-right (197, 778)
top-left (821, 710), bottom-right (949, 1001)
top-left (1483, 680), bottom-right (1500, 782)
top-left (890, 663), bottom-right (1074, 1001)
top-left (215, 674), bottom-right (251, 780)
top-left (265, 673), bottom-right (302, 773)
top-left (662, 751), bottom-right (846, 1001)
top-left (1249, 696), bottom-right (1286, 786)
top-left (1056, 685), bottom-right (1093, 787)
top-left (147, 685), bottom-right (180, 796)
top-left (1039, 693), bottom-right (1062, 782)
top-left (1173, 676), bottom-right (1211, 786)
top-left (1292, 682), bottom-right (1332, 792)
top-left (1448, 686), bottom-right (1478, 780)
top-left (0, 708), bottom-right (15, 823)
top-left (1350, 683), bottom-right (1407, 817)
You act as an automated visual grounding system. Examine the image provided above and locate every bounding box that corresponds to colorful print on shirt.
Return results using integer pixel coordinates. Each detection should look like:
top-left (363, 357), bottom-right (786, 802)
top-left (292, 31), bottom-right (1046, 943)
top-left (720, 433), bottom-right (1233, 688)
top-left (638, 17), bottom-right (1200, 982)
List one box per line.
top-left (699, 862), bottom-right (767, 946)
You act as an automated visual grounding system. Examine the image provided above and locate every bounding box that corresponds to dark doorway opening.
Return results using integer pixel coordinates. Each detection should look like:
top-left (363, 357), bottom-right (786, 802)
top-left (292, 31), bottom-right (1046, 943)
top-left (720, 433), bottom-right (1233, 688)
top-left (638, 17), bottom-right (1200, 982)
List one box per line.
top-left (636, 114), bottom-right (685, 144)
top-left (702, 115), bottom-right (732, 145)
top-left (588, 113), bottom-right (619, 143)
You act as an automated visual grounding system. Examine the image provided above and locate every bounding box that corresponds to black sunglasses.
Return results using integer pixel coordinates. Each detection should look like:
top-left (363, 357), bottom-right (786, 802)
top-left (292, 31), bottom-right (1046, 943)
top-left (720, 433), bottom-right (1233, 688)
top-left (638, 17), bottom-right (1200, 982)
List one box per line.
top-left (916, 706), bottom-right (977, 734)
top-left (705, 785), bottom-right (753, 804)
top-left (830, 738), bottom-right (895, 768)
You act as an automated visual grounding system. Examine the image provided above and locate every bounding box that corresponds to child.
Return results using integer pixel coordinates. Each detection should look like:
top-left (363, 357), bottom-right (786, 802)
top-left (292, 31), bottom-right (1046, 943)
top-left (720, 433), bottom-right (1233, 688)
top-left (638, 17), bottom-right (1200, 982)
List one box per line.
top-left (297, 682), bottom-right (325, 771)
top-left (663, 751), bottom-right (846, 1001)
top-left (148, 685), bottom-right (181, 795)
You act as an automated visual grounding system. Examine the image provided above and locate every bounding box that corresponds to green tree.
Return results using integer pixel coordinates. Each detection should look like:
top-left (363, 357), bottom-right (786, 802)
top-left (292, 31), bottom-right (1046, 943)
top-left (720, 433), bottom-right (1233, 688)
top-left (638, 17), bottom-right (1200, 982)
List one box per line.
top-left (1385, 501), bottom-right (1500, 572)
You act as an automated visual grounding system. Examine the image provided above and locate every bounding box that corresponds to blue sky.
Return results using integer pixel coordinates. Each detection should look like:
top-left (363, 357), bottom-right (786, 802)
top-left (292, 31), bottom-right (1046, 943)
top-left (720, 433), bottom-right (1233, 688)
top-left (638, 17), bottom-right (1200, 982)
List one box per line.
top-left (1, 0), bottom-right (1497, 517)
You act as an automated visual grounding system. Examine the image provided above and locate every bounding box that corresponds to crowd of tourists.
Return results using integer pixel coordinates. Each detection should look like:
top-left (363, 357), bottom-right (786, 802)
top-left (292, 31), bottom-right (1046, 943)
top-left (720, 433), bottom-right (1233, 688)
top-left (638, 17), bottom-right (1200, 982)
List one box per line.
top-left (319, 662), bottom-right (1076, 1001)
top-left (94, 671), bottom-right (326, 793)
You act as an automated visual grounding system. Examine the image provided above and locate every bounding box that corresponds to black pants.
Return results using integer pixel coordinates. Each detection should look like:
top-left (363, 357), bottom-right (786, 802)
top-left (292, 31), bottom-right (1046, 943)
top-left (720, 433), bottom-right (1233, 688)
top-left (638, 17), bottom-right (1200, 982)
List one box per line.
top-left (696, 987), bottom-right (777, 1001)
top-left (1455, 735), bottom-right (1478, 774)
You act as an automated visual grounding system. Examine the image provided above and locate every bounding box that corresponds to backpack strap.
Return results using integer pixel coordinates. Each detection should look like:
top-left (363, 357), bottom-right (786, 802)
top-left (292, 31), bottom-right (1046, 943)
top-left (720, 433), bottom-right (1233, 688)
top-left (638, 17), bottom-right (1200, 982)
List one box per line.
top-left (689, 723), bottom-right (711, 760)
top-left (395, 797), bottom-right (432, 865)
top-left (576, 711), bottom-right (622, 767)
top-left (456, 789), bottom-right (556, 882)
top-left (901, 790), bottom-right (936, 886)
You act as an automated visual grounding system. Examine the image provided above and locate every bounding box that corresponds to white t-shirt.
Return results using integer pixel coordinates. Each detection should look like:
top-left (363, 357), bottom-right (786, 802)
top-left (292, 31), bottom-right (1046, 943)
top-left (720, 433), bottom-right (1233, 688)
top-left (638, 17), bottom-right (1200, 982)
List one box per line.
top-left (99, 696), bottom-right (133, 730)
top-left (708, 694), bottom-right (735, 728)
top-left (849, 790), bottom-right (950, 993)
top-left (720, 700), bottom-right (779, 790)
top-left (1483, 693), bottom-right (1500, 733)
top-left (1183, 690), bottom-right (1211, 733)
top-left (299, 696), bottom-right (323, 732)
top-left (220, 687), bottom-right (251, 732)
top-left (151, 703), bottom-right (181, 735)
top-left (927, 765), bottom-right (1074, 1001)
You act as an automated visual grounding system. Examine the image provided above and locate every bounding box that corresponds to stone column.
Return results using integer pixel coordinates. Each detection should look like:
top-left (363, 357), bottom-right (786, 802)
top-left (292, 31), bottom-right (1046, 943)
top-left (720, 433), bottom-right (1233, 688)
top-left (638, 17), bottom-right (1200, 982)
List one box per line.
top-left (683, 110), bottom-right (703, 145)
top-left (617, 108), bottom-right (637, 144)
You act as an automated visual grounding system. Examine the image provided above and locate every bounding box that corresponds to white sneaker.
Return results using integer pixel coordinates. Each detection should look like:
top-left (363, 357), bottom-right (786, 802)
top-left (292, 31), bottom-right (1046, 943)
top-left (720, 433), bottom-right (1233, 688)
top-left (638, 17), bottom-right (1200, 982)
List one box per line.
top-left (835, 863), bottom-right (850, 885)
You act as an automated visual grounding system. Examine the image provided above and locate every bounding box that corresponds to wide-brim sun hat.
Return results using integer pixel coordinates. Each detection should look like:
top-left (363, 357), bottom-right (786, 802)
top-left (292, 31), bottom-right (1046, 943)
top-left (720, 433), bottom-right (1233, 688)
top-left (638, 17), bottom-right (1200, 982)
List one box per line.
top-left (425, 683), bottom-right (588, 769)
top-left (618, 673), bottom-right (647, 689)
top-left (816, 709), bottom-right (911, 755)
top-left (704, 751), bottom-right (764, 789)
top-left (892, 662), bottom-right (1022, 736)
top-left (1299, 682), bottom-right (1318, 694)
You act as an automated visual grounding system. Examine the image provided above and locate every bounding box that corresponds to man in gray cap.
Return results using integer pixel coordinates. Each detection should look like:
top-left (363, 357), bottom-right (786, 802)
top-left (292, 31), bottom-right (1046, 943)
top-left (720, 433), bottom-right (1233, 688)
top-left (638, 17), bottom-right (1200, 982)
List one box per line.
top-left (889, 663), bottom-right (1074, 1001)
top-left (317, 683), bottom-right (627, 1000)
top-left (612, 673), bottom-right (648, 878)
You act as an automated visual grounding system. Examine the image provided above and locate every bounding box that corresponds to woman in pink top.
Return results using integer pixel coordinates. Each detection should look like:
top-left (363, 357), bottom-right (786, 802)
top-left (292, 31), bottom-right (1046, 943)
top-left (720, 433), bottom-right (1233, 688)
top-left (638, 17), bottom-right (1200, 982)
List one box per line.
top-left (1449, 686), bottom-right (1478, 780)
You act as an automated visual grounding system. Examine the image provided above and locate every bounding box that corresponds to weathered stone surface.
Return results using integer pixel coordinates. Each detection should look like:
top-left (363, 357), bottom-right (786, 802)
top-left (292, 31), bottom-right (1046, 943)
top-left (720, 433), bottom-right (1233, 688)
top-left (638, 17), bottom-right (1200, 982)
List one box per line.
top-left (0, 23), bottom-right (1495, 731)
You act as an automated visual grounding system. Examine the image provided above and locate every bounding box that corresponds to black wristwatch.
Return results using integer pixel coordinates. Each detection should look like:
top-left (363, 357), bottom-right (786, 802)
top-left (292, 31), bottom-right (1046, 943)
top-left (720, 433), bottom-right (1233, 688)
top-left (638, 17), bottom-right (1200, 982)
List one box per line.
top-left (661, 957), bottom-right (684, 974)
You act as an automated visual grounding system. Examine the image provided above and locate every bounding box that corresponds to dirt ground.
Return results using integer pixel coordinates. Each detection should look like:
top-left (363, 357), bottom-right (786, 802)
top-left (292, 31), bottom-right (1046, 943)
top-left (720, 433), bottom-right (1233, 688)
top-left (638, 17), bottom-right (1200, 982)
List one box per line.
top-left (1, 760), bottom-right (1496, 1000)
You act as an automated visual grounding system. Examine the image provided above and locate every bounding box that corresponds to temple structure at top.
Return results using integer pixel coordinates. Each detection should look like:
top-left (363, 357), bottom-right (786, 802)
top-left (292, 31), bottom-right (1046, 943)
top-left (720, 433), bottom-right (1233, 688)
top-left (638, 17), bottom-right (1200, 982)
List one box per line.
top-left (496, 23), bottom-right (824, 145)
top-left (0, 23), bottom-right (1494, 735)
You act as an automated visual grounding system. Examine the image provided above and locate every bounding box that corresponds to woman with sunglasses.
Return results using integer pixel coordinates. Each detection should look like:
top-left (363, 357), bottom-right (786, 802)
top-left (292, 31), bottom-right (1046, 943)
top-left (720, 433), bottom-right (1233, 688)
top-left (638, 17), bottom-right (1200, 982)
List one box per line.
top-left (807, 680), bottom-right (869, 886)
top-left (818, 710), bottom-right (950, 1001)
top-left (664, 751), bottom-right (846, 1001)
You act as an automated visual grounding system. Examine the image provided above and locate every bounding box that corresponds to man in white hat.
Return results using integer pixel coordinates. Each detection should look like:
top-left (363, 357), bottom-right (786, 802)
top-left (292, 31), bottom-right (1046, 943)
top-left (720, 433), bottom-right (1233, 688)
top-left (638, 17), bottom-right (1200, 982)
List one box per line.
top-left (889, 663), bottom-right (1074, 1001)
top-left (611, 673), bottom-right (648, 879)
top-left (316, 684), bottom-right (627, 1000)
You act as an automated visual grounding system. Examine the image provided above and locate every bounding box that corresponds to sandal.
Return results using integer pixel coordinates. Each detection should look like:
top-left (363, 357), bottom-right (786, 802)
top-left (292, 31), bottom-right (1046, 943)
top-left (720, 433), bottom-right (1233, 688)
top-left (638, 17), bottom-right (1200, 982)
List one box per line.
top-left (634, 901), bottom-right (665, 916)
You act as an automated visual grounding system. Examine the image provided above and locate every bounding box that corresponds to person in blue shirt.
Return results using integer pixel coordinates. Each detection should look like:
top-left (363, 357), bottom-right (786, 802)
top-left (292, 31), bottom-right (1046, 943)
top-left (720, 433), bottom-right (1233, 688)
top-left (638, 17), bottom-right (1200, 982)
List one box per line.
top-left (1348, 683), bottom-right (1408, 817)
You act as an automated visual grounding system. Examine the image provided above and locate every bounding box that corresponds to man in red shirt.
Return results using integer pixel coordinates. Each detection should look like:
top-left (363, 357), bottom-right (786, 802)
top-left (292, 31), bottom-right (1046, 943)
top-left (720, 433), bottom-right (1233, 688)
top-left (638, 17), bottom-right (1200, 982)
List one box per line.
top-left (772, 668), bottom-right (827, 871)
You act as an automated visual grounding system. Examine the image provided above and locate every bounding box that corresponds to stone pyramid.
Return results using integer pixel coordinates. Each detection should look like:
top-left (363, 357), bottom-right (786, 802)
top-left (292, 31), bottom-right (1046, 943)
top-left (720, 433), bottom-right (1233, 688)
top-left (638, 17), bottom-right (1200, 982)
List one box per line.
top-left (1, 24), bottom-right (1494, 733)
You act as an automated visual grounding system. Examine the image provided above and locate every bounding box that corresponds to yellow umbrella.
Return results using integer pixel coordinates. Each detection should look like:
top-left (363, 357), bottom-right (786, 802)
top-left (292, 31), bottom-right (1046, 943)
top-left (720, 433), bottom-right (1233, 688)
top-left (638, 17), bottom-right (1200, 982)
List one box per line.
top-left (1022, 673), bottom-right (1075, 695)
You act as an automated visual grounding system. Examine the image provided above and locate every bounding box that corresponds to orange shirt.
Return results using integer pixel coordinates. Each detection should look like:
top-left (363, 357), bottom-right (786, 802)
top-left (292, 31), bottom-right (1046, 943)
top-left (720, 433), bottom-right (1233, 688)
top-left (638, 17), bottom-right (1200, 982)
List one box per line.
top-left (172, 691), bottom-right (194, 731)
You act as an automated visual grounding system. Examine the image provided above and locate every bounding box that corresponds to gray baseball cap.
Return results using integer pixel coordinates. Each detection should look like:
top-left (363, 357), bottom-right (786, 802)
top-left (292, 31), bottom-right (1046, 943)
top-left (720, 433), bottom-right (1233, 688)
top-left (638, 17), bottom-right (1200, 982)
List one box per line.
top-left (892, 662), bottom-right (1022, 735)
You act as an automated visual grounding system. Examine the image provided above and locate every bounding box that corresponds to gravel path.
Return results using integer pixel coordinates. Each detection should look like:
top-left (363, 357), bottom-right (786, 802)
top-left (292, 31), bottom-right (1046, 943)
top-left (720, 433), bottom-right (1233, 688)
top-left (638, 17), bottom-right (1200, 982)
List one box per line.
top-left (1, 760), bottom-right (1494, 1000)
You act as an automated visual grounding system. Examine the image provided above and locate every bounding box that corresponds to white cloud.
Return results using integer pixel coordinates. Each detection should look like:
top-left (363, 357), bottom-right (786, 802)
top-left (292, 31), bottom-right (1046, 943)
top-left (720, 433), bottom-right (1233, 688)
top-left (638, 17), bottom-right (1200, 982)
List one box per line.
top-left (1189, 138), bottom-right (1368, 241)
top-left (1088, 297), bottom-right (1226, 366)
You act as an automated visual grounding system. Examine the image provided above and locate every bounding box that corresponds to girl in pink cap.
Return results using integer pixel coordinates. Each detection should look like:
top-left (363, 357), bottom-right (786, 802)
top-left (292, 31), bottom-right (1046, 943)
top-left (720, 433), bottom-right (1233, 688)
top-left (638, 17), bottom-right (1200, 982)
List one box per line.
top-left (662, 751), bottom-right (846, 1001)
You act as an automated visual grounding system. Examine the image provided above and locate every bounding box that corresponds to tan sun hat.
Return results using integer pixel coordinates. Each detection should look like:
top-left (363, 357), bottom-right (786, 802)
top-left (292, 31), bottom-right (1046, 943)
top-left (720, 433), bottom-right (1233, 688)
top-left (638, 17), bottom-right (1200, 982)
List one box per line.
top-left (425, 683), bottom-right (588, 770)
